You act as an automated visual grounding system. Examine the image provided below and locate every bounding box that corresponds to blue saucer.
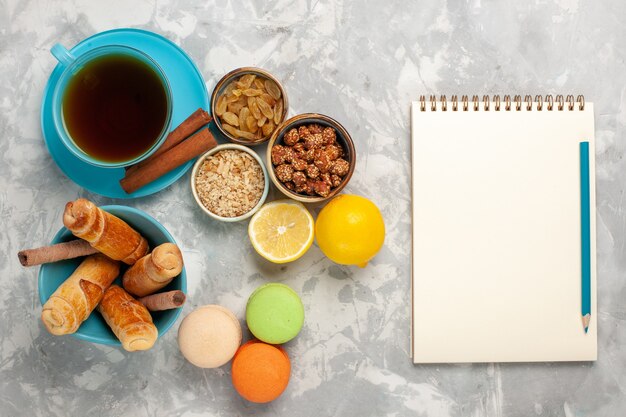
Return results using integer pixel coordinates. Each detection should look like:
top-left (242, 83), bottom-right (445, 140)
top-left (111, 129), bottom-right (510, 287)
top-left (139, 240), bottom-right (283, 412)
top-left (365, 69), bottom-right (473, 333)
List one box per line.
top-left (41, 29), bottom-right (210, 198)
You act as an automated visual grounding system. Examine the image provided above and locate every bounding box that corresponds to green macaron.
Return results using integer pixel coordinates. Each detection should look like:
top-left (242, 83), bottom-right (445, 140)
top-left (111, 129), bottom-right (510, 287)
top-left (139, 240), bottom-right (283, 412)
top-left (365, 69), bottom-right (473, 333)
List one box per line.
top-left (246, 283), bottom-right (304, 344)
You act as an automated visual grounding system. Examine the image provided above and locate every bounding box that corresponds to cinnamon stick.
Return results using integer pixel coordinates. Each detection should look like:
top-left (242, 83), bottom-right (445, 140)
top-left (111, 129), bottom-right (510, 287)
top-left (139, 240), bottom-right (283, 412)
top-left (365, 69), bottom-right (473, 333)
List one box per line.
top-left (18, 240), bottom-right (98, 267)
top-left (138, 290), bottom-right (186, 311)
top-left (120, 127), bottom-right (218, 194)
top-left (126, 108), bottom-right (211, 176)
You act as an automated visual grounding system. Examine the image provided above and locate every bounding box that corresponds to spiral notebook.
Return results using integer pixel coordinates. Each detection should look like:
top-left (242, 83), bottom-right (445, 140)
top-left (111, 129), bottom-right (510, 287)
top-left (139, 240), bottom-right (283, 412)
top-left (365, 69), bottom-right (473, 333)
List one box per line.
top-left (410, 95), bottom-right (597, 363)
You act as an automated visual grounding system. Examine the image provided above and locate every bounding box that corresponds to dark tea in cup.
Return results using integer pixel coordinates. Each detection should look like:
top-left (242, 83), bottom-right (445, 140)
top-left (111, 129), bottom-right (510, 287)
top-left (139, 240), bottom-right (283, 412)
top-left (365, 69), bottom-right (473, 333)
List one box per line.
top-left (62, 53), bottom-right (169, 163)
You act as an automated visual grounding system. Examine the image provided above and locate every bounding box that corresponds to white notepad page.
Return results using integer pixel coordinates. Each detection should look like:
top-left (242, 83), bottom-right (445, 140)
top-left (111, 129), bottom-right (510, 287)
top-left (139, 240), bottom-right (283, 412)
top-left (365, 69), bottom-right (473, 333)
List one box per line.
top-left (411, 101), bottom-right (597, 363)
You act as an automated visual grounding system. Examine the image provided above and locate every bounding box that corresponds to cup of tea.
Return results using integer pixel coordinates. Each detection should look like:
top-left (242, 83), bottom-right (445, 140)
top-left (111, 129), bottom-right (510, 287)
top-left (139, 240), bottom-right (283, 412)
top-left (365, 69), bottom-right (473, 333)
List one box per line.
top-left (50, 44), bottom-right (173, 168)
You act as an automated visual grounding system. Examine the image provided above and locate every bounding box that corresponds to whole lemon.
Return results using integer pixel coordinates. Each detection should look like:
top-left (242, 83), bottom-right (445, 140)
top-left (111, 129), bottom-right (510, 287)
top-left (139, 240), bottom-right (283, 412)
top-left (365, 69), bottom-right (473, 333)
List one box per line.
top-left (315, 194), bottom-right (385, 267)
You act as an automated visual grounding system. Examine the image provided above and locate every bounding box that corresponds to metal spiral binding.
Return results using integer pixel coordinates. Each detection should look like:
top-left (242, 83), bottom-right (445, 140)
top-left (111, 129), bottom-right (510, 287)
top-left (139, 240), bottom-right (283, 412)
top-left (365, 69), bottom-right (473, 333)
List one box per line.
top-left (418, 95), bottom-right (585, 111)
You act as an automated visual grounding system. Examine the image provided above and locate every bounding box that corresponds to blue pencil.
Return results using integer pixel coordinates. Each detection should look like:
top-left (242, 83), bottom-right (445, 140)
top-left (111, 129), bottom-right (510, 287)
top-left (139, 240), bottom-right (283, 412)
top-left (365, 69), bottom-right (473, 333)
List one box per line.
top-left (580, 142), bottom-right (591, 333)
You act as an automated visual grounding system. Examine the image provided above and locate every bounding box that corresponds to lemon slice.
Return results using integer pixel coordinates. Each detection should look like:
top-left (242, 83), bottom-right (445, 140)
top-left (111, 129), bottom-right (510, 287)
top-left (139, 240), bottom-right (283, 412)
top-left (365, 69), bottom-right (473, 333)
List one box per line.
top-left (248, 200), bottom-right (314, 263)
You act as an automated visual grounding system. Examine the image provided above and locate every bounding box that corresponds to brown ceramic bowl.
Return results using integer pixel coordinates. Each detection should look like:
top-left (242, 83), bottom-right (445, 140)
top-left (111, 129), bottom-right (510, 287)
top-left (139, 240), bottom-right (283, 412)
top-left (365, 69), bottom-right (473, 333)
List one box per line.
top-left (266, 113), bottom-right (356, 203)
top-left (210, 67), bottom-right (288, 146)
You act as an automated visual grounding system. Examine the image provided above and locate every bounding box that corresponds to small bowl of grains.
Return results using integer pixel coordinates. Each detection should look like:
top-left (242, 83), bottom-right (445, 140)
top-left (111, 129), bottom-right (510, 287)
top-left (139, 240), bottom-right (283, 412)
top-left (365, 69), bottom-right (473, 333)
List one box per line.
top-left (191, 144), bottom-right (269, 222)
top-left (267, 113), bottom-right (356, 203)
top-left (211, 67), bottom-right (288, 146)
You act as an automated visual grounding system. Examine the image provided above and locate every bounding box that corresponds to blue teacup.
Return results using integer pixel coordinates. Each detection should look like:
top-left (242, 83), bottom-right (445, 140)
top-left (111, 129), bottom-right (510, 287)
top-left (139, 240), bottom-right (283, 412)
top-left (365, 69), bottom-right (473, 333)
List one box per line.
top-left (50, 44), bottom-right (173, 168)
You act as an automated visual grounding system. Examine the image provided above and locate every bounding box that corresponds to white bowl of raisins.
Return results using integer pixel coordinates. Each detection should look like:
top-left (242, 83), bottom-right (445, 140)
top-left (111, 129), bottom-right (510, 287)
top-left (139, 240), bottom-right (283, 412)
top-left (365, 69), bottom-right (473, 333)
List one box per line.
top-left (267, 113), bottom-right (355, 203)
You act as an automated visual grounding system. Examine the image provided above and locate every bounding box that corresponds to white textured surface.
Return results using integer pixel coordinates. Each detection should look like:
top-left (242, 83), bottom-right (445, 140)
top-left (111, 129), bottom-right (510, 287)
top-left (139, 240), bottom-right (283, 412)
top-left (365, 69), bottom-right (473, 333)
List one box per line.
top-left (1, 1), bottom-right (625, 416)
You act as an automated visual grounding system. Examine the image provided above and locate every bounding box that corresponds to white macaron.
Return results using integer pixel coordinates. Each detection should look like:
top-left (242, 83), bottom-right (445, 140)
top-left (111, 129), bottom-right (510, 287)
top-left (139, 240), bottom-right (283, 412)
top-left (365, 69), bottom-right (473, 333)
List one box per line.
top-left (177, 305), bottom-right (242, 368)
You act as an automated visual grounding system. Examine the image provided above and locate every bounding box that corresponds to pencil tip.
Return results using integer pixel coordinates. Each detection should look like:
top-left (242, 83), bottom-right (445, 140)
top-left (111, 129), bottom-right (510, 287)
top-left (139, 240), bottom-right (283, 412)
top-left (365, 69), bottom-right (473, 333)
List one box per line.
top-left (582, 314), bottom-right (591, 333)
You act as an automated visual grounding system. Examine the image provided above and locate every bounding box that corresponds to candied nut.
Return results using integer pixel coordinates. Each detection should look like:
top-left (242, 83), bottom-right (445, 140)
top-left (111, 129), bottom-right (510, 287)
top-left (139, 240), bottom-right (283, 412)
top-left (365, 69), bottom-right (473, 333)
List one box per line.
top-left (284, 128), bottom-right (299, 146)
top-left (304, 133), bottom-right (324, 150)
top-left (308, 124), bottom-right (323, 134)
top-left (292, 171), bottom-right (307, 187)
top-left (292, 142), bottom-right (305, 153)
top-left (274, 120), bottom-right (348, 195)
top-left (283, 147), bottom-right (296, 163)
top-left (284, 181), bottom-right (295, 191)
top-left (320, 173), bottom-right (332, 186)
top-left (300, 148), bottom-right (315, 162)
top-left (292, 158), bottom-right (307, 171)
top-left (295, 181), bottom-right (311, 195)
top-left (305, 180), bottom-right (317, 195)
top-left (330, 158), bottom-right (350, 176)
top-left (298, 125), bottom-right (311, 138)
top-left (312, 180), bottom-right (330, 197)
top-left (314, 152), bottom-right (332, 173)
top-left (275, 164), bottom-right (294, 182)
top-left (325, 145), bottom-right (342, 161)
top-left (322, 127), bottom-right (336, 145)
top-left (297, 180), bottom-right (311, 195)
top-left (306, 164), bottom-right (320, 179)
top-left (294, 148), bottom-right (306, 161)
top-left (271, 145), bottom-right (287, 165)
